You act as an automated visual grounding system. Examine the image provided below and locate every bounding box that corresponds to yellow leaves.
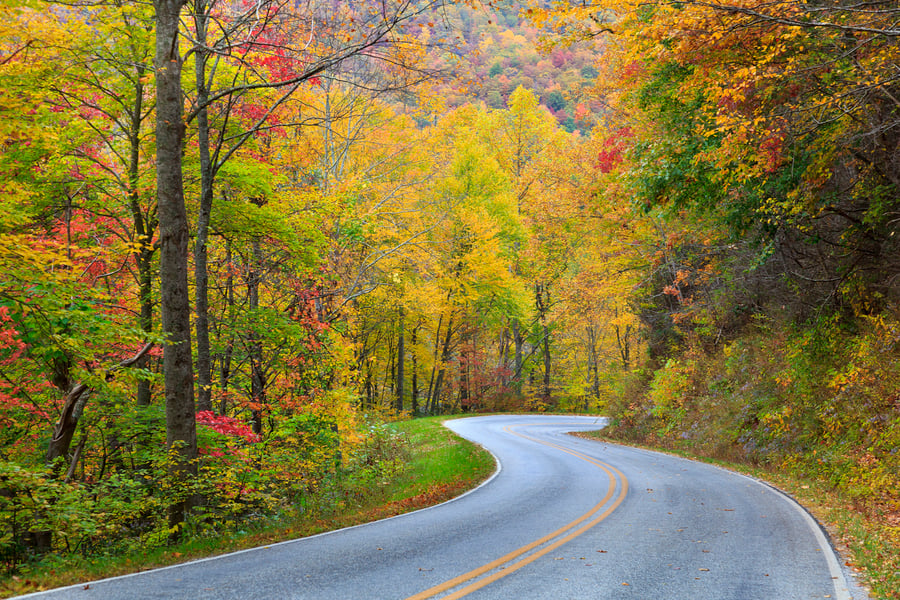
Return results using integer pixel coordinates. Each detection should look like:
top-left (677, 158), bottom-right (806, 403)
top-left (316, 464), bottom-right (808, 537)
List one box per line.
top-left (524, 5), bottom-right (550, 29)
top-left (828, 369), bottom-right (855, 392)
top-left (760, 406), bottom-right (792, 435)
top-left (0, 234), bottom-right (74, 277)
top-left (122, 236), bottom-right (154, 256)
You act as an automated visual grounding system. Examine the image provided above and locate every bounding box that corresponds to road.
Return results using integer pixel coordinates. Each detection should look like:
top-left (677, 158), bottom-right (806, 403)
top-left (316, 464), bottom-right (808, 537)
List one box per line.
top-left (20, 414), bottom-right (865, 599)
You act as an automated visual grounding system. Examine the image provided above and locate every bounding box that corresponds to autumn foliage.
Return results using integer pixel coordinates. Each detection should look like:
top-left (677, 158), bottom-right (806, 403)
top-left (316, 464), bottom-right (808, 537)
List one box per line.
top-left (0, 0), bottom-right (621, 581)
top-left (527, 0), bottom-right (900, 595)
top-left (1, 0), bottom-right (898, 593)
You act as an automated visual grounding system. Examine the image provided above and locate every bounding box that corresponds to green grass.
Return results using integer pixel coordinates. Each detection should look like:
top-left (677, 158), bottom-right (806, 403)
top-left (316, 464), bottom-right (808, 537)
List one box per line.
top-left (575, 430), bottom-right (896, 600)
top-left (0, 416), bottom-right (494, 598)
top-left (385, 416), bottom-right (495, 502)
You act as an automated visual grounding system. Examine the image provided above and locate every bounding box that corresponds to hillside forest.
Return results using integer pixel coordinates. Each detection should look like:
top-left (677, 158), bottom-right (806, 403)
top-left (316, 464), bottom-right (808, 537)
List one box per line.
top-left (0, 0), bottom-right (898, 595)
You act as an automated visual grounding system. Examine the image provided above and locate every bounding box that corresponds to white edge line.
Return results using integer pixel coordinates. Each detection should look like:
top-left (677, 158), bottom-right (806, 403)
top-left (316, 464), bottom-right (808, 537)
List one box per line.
top-left (585, 440), bottom-right (861, 600)
top-left (14, 421), bottom-right (504, 599)
top-left (730, 471), bottom-right (858, 600)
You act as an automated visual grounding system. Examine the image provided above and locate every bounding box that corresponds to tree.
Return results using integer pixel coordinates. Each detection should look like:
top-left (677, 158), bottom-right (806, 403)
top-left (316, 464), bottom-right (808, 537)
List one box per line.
top-left (46, 2), bottom-right (159, 408)
top-left (484, 87), bottom-right (572, 403)
top-left (1, 0), bottom-right (166, 467)
top-left (536, 0), bottom-right (900, 314)
top-left (154, 0), bottom-right (197, 536)
top-left (184, 0), bottom-right (457, 413)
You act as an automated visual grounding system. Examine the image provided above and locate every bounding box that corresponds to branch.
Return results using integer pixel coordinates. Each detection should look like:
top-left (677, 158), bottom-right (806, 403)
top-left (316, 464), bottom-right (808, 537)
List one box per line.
top-left (668, 0), bottom-right (900, 37)
top-left (0, 40), bottom-right (34, 66)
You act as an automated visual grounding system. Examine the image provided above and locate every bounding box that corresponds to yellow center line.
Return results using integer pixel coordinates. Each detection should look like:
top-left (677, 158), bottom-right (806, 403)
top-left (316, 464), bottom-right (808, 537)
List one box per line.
top-left (405, 423), bottom-right (628, 600)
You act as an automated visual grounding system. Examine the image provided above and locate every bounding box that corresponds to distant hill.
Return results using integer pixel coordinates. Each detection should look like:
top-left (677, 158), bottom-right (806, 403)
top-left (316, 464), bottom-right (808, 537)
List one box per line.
top-left (427, 3), bottom-right (602, 133)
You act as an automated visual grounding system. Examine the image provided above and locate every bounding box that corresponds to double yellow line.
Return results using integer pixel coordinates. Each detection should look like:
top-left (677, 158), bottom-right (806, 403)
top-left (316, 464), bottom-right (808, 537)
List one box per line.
top-left (405, 424), bottom-right (629, 600)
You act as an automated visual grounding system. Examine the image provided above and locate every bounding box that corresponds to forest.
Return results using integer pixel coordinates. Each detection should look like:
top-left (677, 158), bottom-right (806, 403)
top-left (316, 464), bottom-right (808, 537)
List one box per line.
top-left (0, 0), bottom-right (898, 596)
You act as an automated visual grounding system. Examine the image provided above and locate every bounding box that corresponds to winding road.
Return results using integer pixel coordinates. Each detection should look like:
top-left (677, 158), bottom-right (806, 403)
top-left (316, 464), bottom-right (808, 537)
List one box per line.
top-left (21, 415), bottom-right (865, 599)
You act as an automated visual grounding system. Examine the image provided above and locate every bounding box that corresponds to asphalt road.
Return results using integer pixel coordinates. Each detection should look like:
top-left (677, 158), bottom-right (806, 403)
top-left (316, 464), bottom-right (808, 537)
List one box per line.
top-left (20, 415), bottom-right (867, 599)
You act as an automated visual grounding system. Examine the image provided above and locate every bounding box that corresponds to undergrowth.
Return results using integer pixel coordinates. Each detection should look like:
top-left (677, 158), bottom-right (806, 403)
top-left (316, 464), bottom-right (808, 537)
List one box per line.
top-left (0, 416), bottom-right (493, 598)
top-left (603, 313), bottom-right (900, 599)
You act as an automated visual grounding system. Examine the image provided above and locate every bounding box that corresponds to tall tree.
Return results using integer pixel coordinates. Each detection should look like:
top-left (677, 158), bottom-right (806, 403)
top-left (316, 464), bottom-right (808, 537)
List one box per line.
top-left (154, 0), bottom-right (197, 536)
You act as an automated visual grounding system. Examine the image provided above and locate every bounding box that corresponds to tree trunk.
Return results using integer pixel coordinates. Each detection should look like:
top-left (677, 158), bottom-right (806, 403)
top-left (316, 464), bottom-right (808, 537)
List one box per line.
top-left (512, 319), bottom-right (524, 392)
top-left (497, 327), bottom-right (510, 387)
top-left (155, 0), bottom-right (198, 538)
top-left (429, 315), bottom-right (455, 414)
top-left (218, 239), bottom-right (235, 415)
top-left (587, 325), bottom-right (601, 410)
top-left (536, 283), bottom-right (551, 403)
top-left (135, 250), bottom-right (154, 408)
top-left (425, 313), bottom-right (443, 414)
top-left (460, 337), bottom-right (471, 411)
top-left (193, 0), bottom-right (214, 414)
top-left (248, 232), bottom-right (265, 435)
top-left (46, 383), bottom-right (88, 471)
top-left (127, 64), bottom-right (156, 409)
top-left (46, 342), bottom-right (155, 471)
top-left (614, 307), bottom-right (631, 370)
top-left (384, 335), bottom-right (395, 406)
top-left (542, 323), bottom-right (551, 402)
top-left (364, 363), bottom-right (374, 409)
top-left (410, 323), bottom-right (419, 415)
top-left (395, 306), bottom-right (405, 412)
top-left (431, 369), bottom-right (445, 415)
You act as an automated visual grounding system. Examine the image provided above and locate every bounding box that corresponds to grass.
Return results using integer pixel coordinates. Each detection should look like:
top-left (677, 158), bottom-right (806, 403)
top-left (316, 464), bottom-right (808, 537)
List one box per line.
top-left (386, 416), bottom-right (494, 501)
top-left (0, 416), bottom-right (494, 598)
top-left (575, 430), bottom-right (897, 600)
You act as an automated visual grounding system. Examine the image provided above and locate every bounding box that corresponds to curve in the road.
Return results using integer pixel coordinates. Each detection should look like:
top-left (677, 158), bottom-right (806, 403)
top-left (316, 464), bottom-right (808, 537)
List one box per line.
top-left (13, 415), bottom-right (866, 600)
top-left (406, 423), bottom-right (629, 600)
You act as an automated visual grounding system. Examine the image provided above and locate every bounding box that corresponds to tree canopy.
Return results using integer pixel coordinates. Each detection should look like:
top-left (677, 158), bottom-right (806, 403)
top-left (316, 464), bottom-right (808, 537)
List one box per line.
top-left (1, 0), bottom-right (898, 594)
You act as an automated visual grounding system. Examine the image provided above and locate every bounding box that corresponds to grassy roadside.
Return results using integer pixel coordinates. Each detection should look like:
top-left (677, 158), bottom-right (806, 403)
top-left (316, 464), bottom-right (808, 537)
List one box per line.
top-left (0, 416), bottom-right (494, 599)
top-left (574, 430), bottom-right (895, 600)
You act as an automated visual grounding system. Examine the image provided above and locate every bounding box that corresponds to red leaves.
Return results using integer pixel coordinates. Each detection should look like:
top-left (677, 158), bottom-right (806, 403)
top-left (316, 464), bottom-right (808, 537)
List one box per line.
top-left (620, 60), bottom-right (646, 83)
top-left (255, 48), bottom-right (299, 83)
top-left (758, 121), bottom-right (788, 174)
top-left (196, 410), bottom-right (260, 443)
top-left (0, 306), bottom-right (26, 360)
top-left (595, 127), bottom-right (633, 173)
